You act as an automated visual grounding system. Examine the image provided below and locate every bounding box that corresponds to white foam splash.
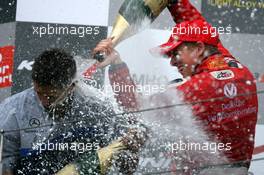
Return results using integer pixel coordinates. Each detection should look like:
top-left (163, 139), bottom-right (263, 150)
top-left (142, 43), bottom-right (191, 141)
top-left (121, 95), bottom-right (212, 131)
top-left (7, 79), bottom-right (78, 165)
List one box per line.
top-left (136, 89), bottom-right (234, 174)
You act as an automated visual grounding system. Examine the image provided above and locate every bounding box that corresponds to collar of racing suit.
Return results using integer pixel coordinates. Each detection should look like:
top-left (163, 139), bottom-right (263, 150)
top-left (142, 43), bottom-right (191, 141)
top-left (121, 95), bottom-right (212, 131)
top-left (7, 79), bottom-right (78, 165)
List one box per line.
top-left (193, 53), bottom-right (238, 75)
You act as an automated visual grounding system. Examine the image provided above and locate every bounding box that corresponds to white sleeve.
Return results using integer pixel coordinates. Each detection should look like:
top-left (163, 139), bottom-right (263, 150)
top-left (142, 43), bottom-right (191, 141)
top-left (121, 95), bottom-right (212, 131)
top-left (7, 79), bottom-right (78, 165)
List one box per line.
top-left (0, 100), bottom-right (20, 173)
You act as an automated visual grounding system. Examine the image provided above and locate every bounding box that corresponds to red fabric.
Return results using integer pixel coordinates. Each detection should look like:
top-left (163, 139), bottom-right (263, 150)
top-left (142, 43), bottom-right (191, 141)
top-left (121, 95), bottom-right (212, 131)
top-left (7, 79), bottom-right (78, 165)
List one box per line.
top-left (253, 145), bottom-right (264, 155)
top-left (109, 0), bottom-right (257, 171)
top-left (260, 74), bottom-right (264, 83)
top-left (83, 63), bottom-right (98, 79)
top-left (167, 0), bottom-right (233, 57)
top-left (108, 64), bottom-right (138, 111)
top-left (176, 55), bottom-right (258, 166)
top-left (109, 56), bottom-right (258, 172)
top-left (0, 46), bottom-right (14, 88)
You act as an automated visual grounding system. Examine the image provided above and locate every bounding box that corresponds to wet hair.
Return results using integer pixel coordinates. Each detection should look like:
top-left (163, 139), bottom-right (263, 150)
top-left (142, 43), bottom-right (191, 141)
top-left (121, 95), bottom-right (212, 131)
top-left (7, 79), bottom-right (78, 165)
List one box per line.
top-left (32, 49), bottom-right (76, 88)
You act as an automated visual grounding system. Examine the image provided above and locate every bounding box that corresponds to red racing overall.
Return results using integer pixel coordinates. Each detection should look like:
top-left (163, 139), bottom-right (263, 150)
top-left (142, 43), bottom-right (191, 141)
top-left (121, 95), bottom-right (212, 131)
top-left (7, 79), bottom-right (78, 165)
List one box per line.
top-left (107, 0), bottom-right (258, 173)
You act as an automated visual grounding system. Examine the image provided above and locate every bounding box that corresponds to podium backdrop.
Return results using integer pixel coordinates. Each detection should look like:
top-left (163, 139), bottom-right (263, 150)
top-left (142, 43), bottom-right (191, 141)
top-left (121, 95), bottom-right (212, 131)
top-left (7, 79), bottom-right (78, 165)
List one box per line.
top-left (0, 0), bottom-right (263, 173)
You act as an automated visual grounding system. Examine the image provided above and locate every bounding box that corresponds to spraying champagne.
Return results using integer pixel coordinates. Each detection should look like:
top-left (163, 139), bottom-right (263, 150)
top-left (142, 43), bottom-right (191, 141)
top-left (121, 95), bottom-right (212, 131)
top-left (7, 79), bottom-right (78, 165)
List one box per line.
top-left (89, 0), bottom-right (176, 84)
top-left (111, 0), bottom-right (171, 45)
top-left (94, 0), bottom-right (175, 61)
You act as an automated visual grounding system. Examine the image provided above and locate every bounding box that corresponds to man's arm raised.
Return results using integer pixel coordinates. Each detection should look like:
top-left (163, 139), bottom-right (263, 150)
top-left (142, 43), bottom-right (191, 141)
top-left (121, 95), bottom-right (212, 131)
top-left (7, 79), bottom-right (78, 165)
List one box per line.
top-left (94, 39), bottom-right (139, 111)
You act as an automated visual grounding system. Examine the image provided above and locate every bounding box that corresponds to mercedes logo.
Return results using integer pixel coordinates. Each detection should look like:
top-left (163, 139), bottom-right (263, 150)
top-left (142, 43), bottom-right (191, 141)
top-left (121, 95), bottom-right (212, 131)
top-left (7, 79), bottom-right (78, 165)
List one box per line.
top-left (29, 118), bottom-right (41, 127)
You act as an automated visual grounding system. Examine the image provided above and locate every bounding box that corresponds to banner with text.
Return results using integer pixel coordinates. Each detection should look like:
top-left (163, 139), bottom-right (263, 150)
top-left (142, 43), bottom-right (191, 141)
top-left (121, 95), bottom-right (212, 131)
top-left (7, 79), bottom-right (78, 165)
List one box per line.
top-left (0, 46), bottom-right (14, 88)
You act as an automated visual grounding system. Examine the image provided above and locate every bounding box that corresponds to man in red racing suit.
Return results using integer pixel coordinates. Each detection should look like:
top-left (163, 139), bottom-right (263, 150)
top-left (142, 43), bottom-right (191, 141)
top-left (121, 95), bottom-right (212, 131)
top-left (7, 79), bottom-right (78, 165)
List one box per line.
top-left (93, 0), bottom-right (258, 173)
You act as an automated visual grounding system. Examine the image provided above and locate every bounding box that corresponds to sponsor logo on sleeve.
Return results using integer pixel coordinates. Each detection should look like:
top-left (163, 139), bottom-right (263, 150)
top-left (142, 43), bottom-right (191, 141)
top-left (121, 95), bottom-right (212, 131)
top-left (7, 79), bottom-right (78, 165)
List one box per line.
top-left (29, 118), bottom-right (41, 127)
top-left (224, 57), bottom-right (243, 69)
top-left (210, 70), bottom-right (234, 80)
top-left (224, 83), bottom-right (237, 99)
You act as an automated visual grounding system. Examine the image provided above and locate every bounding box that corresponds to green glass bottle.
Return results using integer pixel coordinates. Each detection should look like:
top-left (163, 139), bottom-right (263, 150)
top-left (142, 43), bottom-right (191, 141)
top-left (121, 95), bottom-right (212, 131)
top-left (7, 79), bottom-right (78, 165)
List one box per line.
top-left (111, 0), bottom-right (172, 46)
top-left (56, 141), bottom-right (126, 175)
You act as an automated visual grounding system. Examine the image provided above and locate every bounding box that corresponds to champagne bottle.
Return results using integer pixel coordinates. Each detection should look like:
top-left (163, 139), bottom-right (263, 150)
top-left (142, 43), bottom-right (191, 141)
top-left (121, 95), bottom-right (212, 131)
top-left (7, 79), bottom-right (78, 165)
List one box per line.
top-left (56, 141), bottom-right (126, 175)
top-left (94, 0), bottom-right (174, 61)
top-left (111, 0), bottom-right (171, 46)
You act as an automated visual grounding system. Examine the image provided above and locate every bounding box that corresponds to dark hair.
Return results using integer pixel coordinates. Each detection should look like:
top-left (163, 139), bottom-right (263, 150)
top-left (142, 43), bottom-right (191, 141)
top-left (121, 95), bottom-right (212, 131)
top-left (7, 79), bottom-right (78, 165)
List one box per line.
top-left (32, 49), bottom-right (76, 88)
